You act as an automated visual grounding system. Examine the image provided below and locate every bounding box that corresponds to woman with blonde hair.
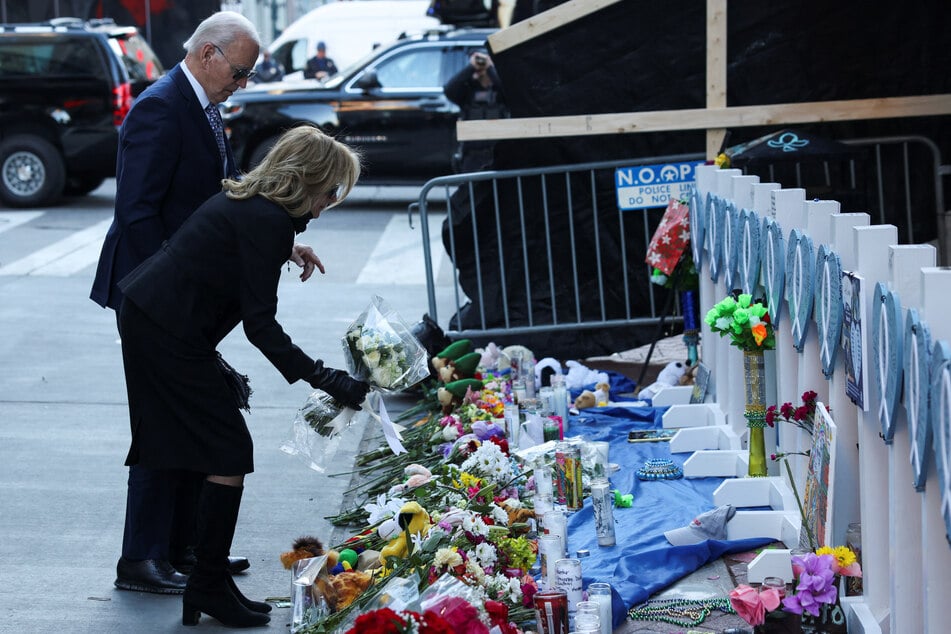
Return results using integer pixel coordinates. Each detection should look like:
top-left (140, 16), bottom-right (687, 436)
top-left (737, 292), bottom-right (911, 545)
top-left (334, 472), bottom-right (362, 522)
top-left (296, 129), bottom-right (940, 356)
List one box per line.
top-left (116, 125), bottom-right (369, 627)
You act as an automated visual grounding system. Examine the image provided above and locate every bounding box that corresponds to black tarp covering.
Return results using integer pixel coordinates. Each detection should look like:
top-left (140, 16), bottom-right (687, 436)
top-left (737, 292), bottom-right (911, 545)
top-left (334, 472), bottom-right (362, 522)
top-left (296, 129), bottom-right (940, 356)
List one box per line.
top-left (443, 0), bottom-right (950, 359)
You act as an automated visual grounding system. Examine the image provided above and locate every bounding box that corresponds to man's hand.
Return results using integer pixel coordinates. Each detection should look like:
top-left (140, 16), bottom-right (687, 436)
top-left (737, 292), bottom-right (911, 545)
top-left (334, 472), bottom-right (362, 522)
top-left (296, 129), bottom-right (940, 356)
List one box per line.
top-left (289, 243), bottom-right (324, 281)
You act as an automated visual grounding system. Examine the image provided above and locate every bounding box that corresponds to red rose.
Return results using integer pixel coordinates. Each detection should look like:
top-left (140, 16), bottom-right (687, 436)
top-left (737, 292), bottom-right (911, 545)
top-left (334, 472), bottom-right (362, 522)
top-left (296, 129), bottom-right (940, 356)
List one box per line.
top-left (345, 607), bottom-right (404, 634)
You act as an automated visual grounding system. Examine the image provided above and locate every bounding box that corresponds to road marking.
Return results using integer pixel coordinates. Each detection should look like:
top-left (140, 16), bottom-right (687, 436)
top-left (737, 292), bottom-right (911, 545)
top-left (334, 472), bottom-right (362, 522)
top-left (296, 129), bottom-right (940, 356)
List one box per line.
top-left (0, 218), bottom-right (111, 276)
top-left (356, 213), bottom-right (445, 285)
top-left (0, 211), bottom-right (44, 235)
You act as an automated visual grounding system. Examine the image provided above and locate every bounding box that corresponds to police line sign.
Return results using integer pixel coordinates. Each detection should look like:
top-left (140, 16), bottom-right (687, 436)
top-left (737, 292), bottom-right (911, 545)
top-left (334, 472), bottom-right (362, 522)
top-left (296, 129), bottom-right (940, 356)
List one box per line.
top-left (615, 161), bottom-right (704, 210)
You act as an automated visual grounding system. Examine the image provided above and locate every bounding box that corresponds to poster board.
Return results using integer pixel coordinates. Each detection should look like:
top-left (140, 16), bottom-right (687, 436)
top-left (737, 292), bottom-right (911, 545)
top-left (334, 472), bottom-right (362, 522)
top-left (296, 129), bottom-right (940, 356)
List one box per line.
top-left (802, 402), bottom-right (836, 549)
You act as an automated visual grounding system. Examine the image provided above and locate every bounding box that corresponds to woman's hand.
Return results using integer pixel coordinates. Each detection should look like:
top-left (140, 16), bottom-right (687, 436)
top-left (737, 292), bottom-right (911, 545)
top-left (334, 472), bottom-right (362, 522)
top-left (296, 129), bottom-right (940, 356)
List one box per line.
top-left (289, 243), bottom-right (324, 281)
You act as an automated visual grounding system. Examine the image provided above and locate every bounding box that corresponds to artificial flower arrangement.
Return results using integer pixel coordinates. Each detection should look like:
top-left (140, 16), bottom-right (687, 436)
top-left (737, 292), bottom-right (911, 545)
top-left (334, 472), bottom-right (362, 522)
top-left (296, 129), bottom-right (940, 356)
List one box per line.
top-left (704, 292), bottom-right (775, 350)
top-left (729, 546), bottom-right (862, 628)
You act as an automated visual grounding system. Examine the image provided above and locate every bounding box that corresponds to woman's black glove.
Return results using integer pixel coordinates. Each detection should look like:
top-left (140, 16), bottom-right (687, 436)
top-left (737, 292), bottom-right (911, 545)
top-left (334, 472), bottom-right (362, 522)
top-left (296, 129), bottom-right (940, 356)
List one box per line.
top-left (307, 362), bottom-right (370, 409)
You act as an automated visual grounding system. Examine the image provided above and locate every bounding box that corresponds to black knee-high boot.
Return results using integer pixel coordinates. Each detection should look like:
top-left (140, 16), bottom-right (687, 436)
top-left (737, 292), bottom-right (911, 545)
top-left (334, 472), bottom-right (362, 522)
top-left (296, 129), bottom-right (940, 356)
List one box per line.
top-left (182, 482), bottom-right (269, 628)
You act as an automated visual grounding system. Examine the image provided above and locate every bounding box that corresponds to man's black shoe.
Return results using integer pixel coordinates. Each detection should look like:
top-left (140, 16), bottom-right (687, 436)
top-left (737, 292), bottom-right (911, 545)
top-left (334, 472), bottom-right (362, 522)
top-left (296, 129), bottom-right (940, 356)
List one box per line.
top-left (172, 548), bottom-right (250, 575)
top-left (115, 557), bottom-right (188, 594)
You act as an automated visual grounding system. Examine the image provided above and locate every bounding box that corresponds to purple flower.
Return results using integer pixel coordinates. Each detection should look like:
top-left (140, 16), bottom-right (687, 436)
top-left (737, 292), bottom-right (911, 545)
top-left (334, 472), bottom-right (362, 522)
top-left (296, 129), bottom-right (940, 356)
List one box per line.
top-left (472, 420), bottom-right (504, 440)
top-left (782, 553), bottom-right (838, 616)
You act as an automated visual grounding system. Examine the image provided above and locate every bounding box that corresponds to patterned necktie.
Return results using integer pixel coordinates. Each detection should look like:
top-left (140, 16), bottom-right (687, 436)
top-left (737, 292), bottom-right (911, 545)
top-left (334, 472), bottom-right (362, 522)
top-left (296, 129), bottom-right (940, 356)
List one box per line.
top-left (205, 102), bottom-right (227, 171)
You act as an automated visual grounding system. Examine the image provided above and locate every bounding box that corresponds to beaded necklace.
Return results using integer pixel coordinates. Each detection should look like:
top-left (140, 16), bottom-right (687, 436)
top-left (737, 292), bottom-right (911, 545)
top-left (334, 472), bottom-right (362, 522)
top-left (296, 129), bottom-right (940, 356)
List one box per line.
top-left (627, 597), bottom-right (736, 627)
top-left (635, 458), bottom-right (683, 480)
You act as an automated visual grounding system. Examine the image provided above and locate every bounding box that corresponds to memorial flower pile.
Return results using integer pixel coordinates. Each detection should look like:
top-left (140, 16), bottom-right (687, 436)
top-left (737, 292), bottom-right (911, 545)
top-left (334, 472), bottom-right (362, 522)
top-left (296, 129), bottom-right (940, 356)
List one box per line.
top-left (288, 340), bottom-right (548, 633)
top-left (704, 292), bottom-right (775, 350)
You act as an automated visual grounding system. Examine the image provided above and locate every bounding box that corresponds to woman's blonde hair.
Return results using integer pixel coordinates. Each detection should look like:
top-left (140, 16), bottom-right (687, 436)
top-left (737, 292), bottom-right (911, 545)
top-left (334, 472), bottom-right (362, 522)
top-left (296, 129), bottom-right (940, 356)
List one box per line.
top-left (223, 126), bottom-right (361, 217)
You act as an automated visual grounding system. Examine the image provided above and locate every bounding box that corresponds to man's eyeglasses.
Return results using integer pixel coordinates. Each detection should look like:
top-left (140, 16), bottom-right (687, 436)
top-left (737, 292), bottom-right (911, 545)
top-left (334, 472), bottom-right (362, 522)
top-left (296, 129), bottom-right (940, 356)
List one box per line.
top-left (213, 44), bottom-right (257, 82)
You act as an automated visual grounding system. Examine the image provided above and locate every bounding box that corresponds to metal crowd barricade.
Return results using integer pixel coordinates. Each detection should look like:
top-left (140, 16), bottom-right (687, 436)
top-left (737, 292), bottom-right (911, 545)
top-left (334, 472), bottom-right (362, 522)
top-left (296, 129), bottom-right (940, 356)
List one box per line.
top-left (412, 153), bottom-right (704, 342)
top-left (412, 135), bottom-right (946, 342)
top-left (739, 135), bottom-right (946, 260)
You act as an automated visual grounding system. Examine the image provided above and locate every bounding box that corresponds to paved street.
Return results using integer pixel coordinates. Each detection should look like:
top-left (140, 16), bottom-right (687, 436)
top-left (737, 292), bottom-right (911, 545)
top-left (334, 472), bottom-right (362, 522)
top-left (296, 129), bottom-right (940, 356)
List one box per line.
top-left (0, 180), bottom-right (453, 633)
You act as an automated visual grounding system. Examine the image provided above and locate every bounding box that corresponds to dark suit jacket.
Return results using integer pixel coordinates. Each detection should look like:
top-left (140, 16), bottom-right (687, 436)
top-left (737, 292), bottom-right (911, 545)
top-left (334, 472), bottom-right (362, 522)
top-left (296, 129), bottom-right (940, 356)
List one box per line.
top-left (119, 192), bottom-right (315, 383)
top-left (90, 63), bottom-right (238, 310)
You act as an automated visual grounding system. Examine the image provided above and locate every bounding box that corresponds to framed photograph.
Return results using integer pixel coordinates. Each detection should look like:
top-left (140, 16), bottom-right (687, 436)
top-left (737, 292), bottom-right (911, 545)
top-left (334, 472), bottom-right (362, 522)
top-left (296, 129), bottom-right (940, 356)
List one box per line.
top-left (842, 272), bottom-right (868, 410)
top-left (627, 429), bottom-right (677, 443)
top-left (690, 362), bottom-right (711, 404)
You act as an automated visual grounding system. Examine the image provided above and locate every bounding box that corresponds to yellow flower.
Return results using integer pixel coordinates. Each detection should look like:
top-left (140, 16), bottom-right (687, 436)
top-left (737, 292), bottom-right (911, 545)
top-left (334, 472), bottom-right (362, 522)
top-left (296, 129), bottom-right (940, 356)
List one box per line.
top-left (752, 322), bottom-right (767, 346)
top-left (459, 472), bottom-right (481, 489)
top-left (816, 545), bottom-right (857, 567)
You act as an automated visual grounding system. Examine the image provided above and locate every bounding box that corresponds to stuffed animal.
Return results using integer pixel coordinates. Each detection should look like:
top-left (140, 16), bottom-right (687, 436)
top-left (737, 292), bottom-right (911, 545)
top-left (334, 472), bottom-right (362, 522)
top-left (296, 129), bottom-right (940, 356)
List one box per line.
top-left (637, 361), bottom-right (688, 399)
top-left (379, 501), bottom-right (432, 567)
top-left (679, 362), bottom-right (699, 386)
top-left (594, 381), bottom-right (610, 406)
top-left (329, 570), bottom-right (373, 609)
top-left (501, 499), bottom-right (535, 527)
top-left (280, 535), bottom-right (337, 570)
top-left (574, 390), bottom-right (596, 409)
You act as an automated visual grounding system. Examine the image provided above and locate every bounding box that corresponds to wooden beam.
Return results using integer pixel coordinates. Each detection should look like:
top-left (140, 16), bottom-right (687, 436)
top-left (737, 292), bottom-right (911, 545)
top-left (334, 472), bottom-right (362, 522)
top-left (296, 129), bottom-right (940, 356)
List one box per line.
top-left (456, 93), bottom-right (951, 141)
top-left (706, 0), bottom-right (727, 159)
top-left (488, 0), bottom-right (623, 54)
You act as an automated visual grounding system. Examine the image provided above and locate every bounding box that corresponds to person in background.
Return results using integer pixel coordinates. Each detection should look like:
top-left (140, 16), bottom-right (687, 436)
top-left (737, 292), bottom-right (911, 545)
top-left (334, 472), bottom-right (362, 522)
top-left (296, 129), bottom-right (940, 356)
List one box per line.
top-left (118, 125), bottom-right (369, 628)
top-left (90, 11), bottom-right (322, 596)
top-left (253, 49), bottom-right (284, 83)
top-left (304, 41), bottom-right (338, 80)
top-left (443, 48), bottom-right (508, 172)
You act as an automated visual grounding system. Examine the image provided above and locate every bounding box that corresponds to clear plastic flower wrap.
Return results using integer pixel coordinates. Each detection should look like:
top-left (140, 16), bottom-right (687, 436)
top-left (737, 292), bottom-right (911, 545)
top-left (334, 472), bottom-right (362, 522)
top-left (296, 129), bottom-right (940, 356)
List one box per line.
top-left (343, 296), bottom-right (430, 393)
top-left (280, 389), bottom-right (366, 473)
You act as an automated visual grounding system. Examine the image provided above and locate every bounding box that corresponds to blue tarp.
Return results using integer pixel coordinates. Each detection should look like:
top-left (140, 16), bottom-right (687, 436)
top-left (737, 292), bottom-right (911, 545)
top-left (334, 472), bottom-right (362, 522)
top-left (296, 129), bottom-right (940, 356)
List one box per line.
top-left (559, 400), bottom-right (773, 627)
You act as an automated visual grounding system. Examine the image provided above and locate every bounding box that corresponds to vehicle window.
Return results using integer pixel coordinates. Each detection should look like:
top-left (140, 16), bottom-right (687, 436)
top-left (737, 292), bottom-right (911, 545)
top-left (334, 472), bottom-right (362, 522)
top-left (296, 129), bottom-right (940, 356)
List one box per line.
top-left (0, 37), bottom-right (102, 78)
top-left (108, 33), bottom-right (164, 82)
top-left (374, 48), bottom-right (443, 89)
top-left (271, 39), bottom-right (309, 75)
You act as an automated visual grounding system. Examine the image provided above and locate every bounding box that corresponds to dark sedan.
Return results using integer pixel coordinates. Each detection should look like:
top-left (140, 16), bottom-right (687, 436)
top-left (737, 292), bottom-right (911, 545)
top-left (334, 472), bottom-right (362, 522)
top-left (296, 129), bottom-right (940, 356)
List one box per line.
top-left (221, 28), bottom-right (496, 184)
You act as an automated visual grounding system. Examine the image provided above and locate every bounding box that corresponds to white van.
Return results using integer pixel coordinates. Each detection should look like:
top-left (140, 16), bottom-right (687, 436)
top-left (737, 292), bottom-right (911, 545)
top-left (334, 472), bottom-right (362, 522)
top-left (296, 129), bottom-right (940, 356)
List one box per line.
top-left (268, 0), bottom-right (440, 80)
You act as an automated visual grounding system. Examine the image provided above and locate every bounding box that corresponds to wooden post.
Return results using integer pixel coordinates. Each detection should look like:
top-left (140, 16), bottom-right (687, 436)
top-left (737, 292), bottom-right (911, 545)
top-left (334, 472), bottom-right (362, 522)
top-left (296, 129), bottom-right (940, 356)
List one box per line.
top-left (887, 245), bottom-right (935, 634)
top-left (705, 0), bottom-right (727, 159)
top-left (919, 268), bottom-right (951, 634)
top-left (850, 225), bottom-right (897, 624)
top-left (715, 169), bottom-right (744, 435)
top-left (752, 182), bottom-right (782, 220)
top-left (696, 164), bottom-right (720, 402)
top-left (769, 189), bottom-right (807, 485)
top-left (731, 174), bottom-right (760, 213)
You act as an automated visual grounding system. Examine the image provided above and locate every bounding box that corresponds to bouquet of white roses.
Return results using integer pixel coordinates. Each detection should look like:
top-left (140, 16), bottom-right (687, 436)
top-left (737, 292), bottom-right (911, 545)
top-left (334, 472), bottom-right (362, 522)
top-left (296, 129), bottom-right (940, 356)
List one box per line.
top-left (343, 296), bottom-right (430, 392)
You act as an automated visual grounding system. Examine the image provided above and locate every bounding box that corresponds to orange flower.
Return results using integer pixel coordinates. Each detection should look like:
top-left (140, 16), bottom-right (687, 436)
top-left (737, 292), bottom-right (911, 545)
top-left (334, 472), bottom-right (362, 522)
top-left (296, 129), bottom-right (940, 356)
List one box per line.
top-left (752, 323), bottom-right (768, 346)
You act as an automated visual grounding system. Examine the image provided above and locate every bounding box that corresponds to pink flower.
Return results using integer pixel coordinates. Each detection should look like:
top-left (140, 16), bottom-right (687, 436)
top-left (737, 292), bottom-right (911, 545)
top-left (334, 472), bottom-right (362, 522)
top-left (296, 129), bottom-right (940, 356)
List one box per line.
top-left (729, 584), bottom-right (781, 626)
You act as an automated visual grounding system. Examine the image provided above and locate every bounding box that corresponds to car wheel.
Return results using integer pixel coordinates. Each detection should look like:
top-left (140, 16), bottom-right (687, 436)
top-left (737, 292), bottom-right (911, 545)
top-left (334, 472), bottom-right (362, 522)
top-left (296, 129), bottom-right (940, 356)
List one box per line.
top-left (248, 135), bottom-right (281, 170)
top-left (63, 175), bottom-right (106, 197)
top-left (0, 135), bottom-right (66, 208)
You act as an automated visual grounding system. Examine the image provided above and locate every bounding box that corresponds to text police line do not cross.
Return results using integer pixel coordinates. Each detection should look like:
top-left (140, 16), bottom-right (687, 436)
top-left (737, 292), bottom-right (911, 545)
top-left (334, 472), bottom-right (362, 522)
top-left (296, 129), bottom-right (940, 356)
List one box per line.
top-left (615, 161), bottom-right (705, 210)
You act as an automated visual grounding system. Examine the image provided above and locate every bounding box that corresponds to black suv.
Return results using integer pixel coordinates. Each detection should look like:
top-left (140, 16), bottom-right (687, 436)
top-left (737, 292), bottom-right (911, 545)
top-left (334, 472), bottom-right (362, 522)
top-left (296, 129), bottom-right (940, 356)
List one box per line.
top-left (0, 18), bottom-right (164, 207)
top-left (222, 27), bottom-right (496, 183)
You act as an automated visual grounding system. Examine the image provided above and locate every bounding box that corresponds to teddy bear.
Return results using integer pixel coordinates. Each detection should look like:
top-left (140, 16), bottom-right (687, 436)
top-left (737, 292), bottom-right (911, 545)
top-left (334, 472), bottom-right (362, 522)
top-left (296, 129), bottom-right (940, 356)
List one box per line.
top-left (574, 390), bottom-right (597, 409)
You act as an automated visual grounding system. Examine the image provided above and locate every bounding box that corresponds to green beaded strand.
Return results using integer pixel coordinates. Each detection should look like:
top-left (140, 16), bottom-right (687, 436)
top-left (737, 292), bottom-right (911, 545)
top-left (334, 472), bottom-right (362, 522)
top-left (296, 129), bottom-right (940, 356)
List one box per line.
top-left (627, 597), bottom-right (736, 627)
